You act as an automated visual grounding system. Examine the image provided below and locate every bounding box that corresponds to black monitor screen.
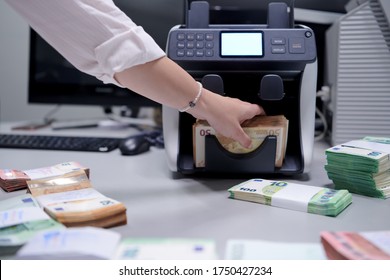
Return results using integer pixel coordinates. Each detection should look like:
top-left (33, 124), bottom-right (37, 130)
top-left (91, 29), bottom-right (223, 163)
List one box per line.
top-left (29, 1), bottom-right (348, 109)
top-left (28, 0), bottom-right (186, 108)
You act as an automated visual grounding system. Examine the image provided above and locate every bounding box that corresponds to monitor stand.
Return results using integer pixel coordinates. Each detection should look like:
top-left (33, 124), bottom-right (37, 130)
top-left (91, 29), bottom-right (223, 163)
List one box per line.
top-left (50, 106), bottom-right (159, 131)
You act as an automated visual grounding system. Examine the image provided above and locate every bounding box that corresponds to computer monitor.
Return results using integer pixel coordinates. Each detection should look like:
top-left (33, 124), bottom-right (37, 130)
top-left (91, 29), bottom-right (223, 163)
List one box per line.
top-left (28, 0), bottom-right (348, 114)
top-left (28, 0), bottom-right (185, 113)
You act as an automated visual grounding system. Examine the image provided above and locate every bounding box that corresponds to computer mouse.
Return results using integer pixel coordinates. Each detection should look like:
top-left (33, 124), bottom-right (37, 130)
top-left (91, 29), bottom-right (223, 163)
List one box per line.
top-left (119, 134), bottom-right (150, 156)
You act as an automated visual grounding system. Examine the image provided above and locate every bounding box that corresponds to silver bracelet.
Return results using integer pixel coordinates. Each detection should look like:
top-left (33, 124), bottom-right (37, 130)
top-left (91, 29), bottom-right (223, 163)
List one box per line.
top-left (179, 81), bottom-right (203, 112)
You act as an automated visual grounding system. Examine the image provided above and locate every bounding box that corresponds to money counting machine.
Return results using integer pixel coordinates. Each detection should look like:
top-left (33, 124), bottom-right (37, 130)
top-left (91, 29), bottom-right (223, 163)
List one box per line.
top-left (163, 1), bottom-right (317, 175)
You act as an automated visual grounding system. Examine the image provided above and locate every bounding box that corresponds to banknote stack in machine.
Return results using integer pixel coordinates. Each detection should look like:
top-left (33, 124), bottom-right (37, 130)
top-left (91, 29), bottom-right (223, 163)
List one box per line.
top-left (0, 161), bottom-right (89, 192)
top-left (193, 115), bottom-right (289, 168)
top-left (228, 178), bottom-right (352, 217)
top-left (26, 169), bottom-right (127, 228)
top-left (325, 136), bottom-right (390, 198)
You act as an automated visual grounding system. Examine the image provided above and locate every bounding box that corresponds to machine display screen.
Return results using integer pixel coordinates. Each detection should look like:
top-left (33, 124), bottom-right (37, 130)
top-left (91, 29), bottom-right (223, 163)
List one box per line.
top-left (220, 32), bottom-right (263, 57)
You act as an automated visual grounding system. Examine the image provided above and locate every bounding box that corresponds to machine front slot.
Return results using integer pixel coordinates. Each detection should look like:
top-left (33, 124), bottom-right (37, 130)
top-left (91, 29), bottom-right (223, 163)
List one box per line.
top-left (176, 72), bottom-right (305, 175)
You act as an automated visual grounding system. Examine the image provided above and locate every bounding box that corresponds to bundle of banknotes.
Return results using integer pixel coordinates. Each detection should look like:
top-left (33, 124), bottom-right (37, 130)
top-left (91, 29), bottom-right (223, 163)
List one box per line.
top-left (0, 161), bottom-right (89, 192)
top-left (228, 178), bottom-right (352, 216)
top-left (15, 226), bottom-right (218, 260)
top-left (26, 170), bottom-right (127, 228)
top-left (325, 136), bottom-right (390, 198)
top-left (321, 230), bottom-right (390, 260)
top-left (193, 115), bottom-right (289, 168)
top-left (0, 194), bottom-right (64, 256)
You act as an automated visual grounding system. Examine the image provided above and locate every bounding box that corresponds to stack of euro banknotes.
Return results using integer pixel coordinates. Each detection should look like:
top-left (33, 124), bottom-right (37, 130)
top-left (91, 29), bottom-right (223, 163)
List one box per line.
top-left (193, 115), bottom-right (289, 168)
top-left (321, 230), bottom-right (390, 260)
top-left (0, 193), bottom-right (65, 256)
top-left (325, 136), bottom-right (390, 198)
top-left (228, 178), bottom-right (352, 216)
top-left (26, 169), bottom-right (127, 228)
top-left (0, 161), bottom-right (127, 228)
top-left (0, 161), bottom-right (89, 192)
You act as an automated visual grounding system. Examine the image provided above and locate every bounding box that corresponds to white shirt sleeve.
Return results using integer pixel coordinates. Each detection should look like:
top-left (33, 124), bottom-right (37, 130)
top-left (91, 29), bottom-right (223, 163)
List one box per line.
top-left (5, 0), bottom-right (166, 86)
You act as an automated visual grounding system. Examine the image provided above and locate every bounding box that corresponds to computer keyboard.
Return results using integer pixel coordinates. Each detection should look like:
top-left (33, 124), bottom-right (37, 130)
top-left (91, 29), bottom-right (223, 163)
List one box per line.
top-left (0, 134), bottom-right (122, 152)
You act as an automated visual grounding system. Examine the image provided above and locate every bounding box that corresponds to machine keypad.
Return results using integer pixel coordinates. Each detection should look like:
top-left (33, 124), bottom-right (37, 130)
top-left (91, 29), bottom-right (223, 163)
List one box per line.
top-left (271, 37), bottom-right (287, 54)
top-left (176, 32), bottom-right (216, 58)
top-left (172, 31), bottom-right (312, 60)
top-left (271, 36), bottom-right (305, 55)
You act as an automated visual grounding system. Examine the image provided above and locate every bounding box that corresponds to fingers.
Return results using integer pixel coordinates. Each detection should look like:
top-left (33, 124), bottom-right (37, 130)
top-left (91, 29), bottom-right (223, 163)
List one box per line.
top-left (248, 104), bottom-right (266, 118)
top-left (256, 104), bottom-right (266, 116)
top-left (230, 123), bottom-right (252, 149)
top-left (236, 104), bottom-right (266, 148)
top-left (192, 92), bottom-right (266, 149)
top-left (236, 129), bottom-right (252, 148)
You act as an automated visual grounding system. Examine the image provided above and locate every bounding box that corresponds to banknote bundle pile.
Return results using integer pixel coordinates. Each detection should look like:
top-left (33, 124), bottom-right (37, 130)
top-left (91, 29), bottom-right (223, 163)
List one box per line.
top-left (193, 115), bottom-right (289, 168)
top-left (16, 227), bottom-right (121, 260)
top-left (0, 193), bottom-right (64, 256)
top-left (27, 170), bottom-right (127, 228)
top-left (0, 161), bottom-right (89, 192)
top-left (321, 230), bottom-right (390, 260)
top-left (325, 136), bottom-right (390, 198)
top-left (16, 227), bottom-right (218, 260)
top-left (228, 178), bottom-right (352, 216)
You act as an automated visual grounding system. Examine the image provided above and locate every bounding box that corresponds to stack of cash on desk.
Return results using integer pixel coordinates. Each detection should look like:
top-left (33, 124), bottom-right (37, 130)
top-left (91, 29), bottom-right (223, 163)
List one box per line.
top-left (321, 230), bottom-right (390, 260)
top-left (26, 170), bottom-right (127, 228)
top-left (0, 194), bottom-right (64, 256)
top-left (0, 161), bottom-right (89, 192)
top-left (228, 179), bottom-right (352, 217)
top-left (325, 137), bottom-right (390, 198)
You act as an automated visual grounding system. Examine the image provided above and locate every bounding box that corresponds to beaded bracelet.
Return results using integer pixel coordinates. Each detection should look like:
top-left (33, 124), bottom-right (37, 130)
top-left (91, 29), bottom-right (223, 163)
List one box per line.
top-left (179, 81), bottom-right (203, 112)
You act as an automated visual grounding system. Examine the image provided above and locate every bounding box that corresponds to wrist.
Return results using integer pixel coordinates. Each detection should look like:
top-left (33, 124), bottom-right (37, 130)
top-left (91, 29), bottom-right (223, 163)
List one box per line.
top-left (186, 87), bottom-right (216, 120)
top-left (179, 81), bottom-right (203, 112)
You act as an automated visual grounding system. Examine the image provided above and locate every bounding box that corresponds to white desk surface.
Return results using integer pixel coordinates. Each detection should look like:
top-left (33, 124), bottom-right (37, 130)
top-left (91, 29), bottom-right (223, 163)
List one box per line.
top-left (1, 121), bottom-right (390, 258)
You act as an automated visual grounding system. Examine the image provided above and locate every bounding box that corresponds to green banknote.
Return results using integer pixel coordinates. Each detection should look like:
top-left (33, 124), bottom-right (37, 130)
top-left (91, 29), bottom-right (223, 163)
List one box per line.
top-left (228, 179), bottom-right (352, 217)
top-left (308, 188), bottom-right (352, 216)
top-left (325, 145), bottom-right (390, 174)
top-left (363, 136), bottom-right (390, 144)
top-left (325, 139), bottom-right (390, 198)
top-left (0, 194), bottom-right (64, 256)
top-left (325, 166), bottom-right (390, 198)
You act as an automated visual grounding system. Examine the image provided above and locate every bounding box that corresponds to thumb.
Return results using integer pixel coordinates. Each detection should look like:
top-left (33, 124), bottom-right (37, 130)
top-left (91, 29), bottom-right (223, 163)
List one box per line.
top-left (234, 127), bottom-right (252, 149)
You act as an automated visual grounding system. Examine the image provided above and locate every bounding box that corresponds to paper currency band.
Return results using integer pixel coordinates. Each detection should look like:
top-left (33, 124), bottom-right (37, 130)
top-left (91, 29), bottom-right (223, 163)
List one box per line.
top-left (179, 81), bottom-right (203, 113)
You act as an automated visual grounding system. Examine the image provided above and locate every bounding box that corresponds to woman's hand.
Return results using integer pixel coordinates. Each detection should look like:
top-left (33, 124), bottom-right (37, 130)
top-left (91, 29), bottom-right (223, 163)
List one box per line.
top-left (114, 56), bottom-right (265, 148)
top-left (188, 89), bottom-right (266, 148)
